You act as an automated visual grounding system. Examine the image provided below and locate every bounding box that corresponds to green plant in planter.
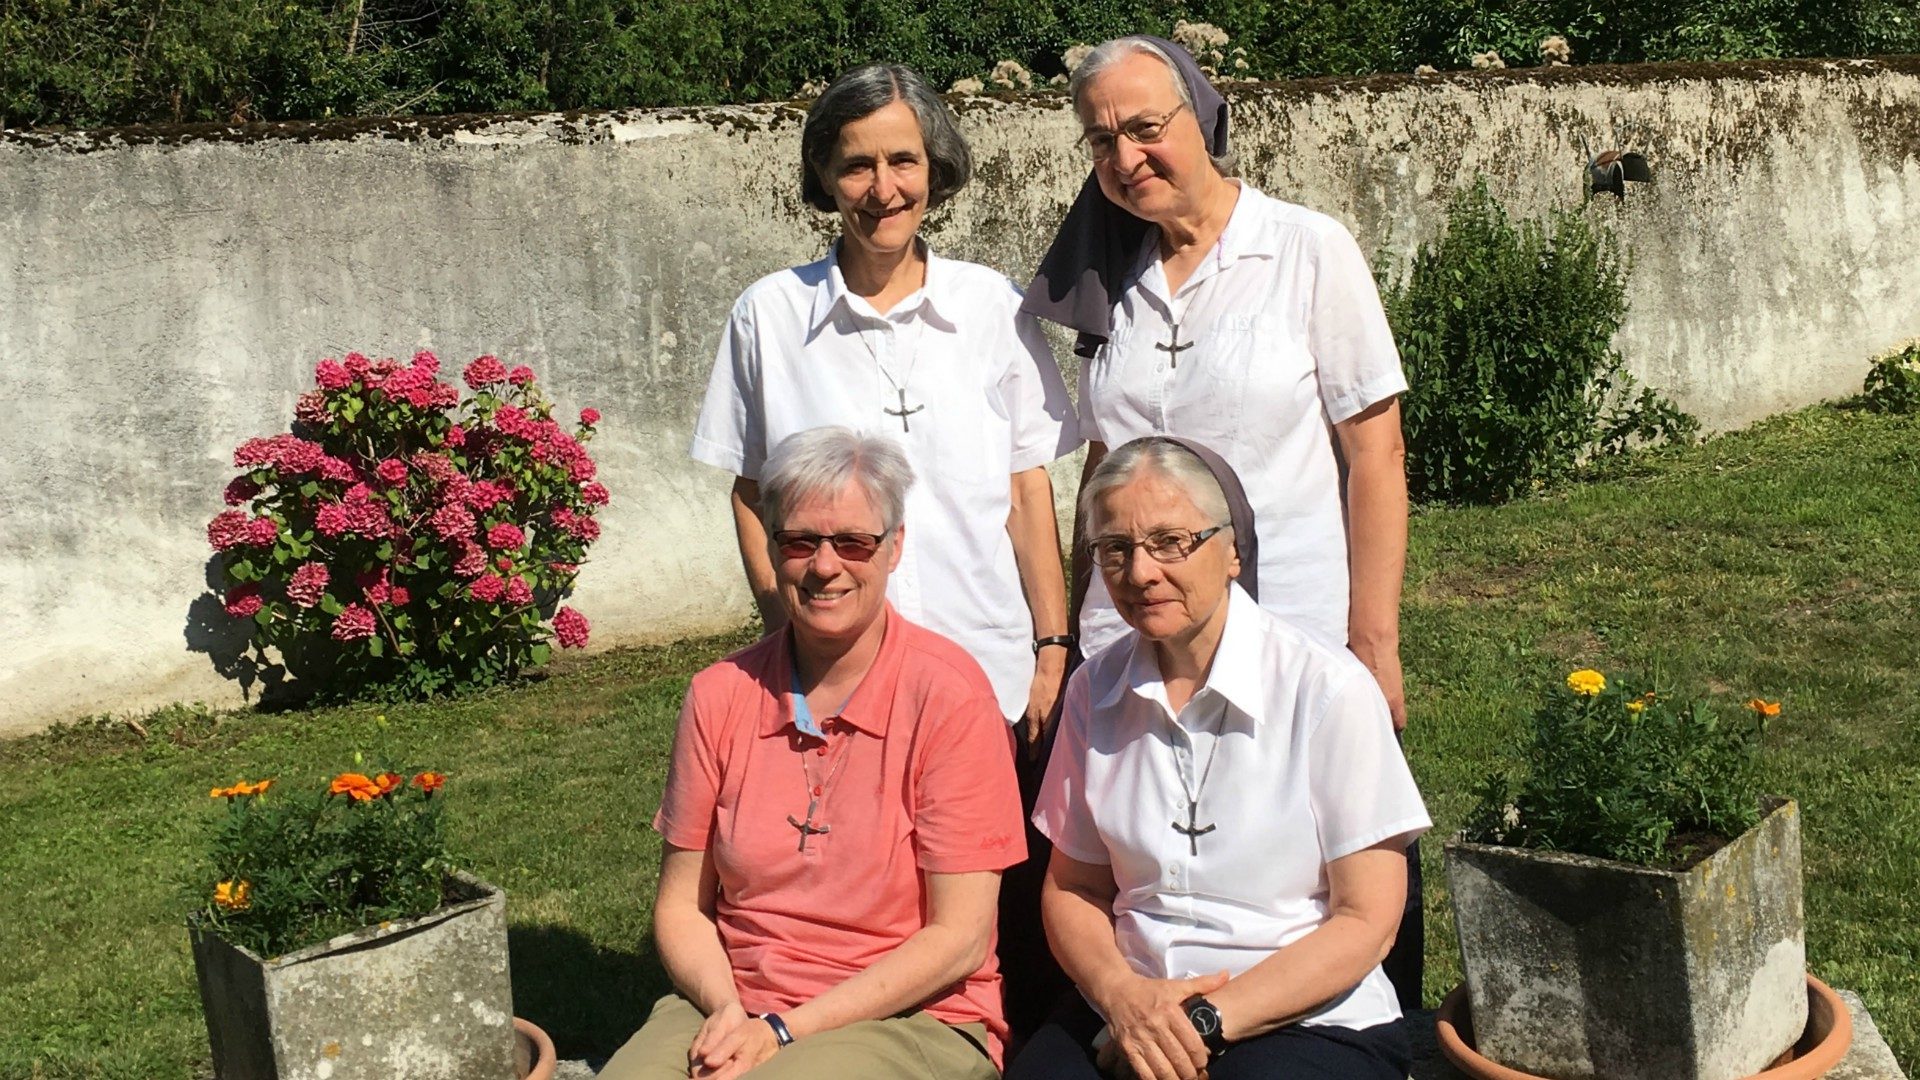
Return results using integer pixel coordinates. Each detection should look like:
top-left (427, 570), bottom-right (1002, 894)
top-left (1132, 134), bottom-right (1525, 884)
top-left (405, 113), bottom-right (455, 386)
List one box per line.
top-left (1462, 668), bottom-right (1771, 867)
top-left (1861, 339), bottom-right (1920, 414)
top-left (193, 766), bottom-right (455, 959)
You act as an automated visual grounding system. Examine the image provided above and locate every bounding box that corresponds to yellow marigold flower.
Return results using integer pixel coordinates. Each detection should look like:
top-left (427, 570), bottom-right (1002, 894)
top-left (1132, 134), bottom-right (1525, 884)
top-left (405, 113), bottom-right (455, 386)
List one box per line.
top-left (1625, 700), bottom-right (1646, 714)
top-left (1746, 697), bottom-right (1781, 718)
top-left (1566, 669), bottom-right (1607, 696)
top-left (213, 879), bottom-right (252, 912)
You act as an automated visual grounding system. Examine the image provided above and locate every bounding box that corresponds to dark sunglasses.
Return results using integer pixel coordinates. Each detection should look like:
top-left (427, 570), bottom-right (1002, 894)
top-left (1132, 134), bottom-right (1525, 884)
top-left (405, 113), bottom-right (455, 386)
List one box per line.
top-left (772, 530), bottom-right (891, 563)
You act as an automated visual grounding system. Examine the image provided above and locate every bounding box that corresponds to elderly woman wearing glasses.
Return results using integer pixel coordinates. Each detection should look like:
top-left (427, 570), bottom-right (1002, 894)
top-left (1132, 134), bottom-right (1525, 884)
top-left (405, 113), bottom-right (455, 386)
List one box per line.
top-left (1004, 436), bottom-right (1429, 1080)
top-left (1022, 34), bottom-right (1423, 1006)
top-left (691, 62), bottom-right (1079, 749)
top-left (601, 426), bottom-right (1027, 1080)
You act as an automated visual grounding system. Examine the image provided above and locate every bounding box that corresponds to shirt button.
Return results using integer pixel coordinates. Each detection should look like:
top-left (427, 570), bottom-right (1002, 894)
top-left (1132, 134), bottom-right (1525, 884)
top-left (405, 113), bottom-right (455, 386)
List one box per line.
top-left (815, 748), bottom-right (828, 757)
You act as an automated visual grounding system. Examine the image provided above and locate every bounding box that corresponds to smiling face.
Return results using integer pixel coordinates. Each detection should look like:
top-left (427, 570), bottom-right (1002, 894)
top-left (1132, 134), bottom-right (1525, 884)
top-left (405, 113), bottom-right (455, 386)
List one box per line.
top-left (772, 479), bottom-right (902, 649)
top-left (1075, 50), bottom-right (1216, 225)
top-left (1091, 468), bottom-right (1238, 647)
top-left (823, 99), bottom-right (930, 267)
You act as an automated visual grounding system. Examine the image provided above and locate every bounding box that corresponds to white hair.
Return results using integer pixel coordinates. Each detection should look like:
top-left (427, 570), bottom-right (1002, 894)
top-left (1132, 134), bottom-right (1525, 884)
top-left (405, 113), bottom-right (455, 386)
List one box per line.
top-left (760, 427), bottom-right (914, 532)
top-left (1079, 436), bottom-right (1230, 536)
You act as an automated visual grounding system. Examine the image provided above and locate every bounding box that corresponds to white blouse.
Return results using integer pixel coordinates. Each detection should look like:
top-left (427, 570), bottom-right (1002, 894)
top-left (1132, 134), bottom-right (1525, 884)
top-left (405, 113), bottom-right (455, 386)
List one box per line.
top-left (690, 245), bottom-right (1081, 718)
top-left (1034, 584), bottom-right (1430, 1032)
top-left (1076, 184), bottom-right (1407, 657)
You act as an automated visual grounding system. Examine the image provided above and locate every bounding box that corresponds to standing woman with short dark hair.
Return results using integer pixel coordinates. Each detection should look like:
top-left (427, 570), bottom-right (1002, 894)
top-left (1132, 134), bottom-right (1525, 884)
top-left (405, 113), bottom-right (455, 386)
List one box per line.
top-left (690, 62), bottom-right (1081, 754)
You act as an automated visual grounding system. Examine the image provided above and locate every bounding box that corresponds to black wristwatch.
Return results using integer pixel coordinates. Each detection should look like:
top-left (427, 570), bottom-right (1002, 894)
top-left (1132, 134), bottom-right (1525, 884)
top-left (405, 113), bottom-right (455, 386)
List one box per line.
top-left (1182, 994), bottom-right (1229, 1057)
top-left (1033, 634), bottom-right (1077, 655)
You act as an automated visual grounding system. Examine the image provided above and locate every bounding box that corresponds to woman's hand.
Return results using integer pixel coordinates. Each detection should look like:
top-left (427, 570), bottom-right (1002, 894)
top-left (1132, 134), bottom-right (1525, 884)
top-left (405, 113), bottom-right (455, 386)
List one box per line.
top-left (1090, 970), bottom-right (1229, 1080)
top-left (689, 1013), bottom-right (781, 1079)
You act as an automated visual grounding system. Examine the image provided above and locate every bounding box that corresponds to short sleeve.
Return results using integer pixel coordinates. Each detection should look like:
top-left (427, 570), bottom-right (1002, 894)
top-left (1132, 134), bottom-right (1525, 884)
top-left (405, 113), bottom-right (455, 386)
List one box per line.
top-left (1307, 221), bottom-right (1407, 426)
top-left (1074, 347), bottom-right (1106, 446)
top-left (1030, 668), bottom-right (1111, 865)
top-left (653, 690), bottom-right (723, 850)
top-left (689, 298), bottom-right (765, 479)
top-left (1306, 670), bottom-right (1431, 862)
top-left (999, 307), bottom-right (1082, 472)
top-left (912, 687), bottom-right (1028, 874)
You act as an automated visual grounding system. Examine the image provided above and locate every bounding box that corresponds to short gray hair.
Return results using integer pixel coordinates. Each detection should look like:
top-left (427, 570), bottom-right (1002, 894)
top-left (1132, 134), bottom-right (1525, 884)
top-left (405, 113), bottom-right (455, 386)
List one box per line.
top-left (1079, 436), bottom-right (1230, 536)
top-left (760, 427), bottom-right (915, 534)
top-left (801, 64), bottom-right (973, 213)
top-left (1069, 37), bottom-right (1237, 177)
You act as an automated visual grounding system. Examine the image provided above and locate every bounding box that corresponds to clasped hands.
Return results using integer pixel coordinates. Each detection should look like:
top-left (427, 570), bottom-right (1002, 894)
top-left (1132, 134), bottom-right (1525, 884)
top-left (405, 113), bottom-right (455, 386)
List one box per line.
top-left (684, 1001), bottom-right (779, 1079)
top-left (1091, 969), bottom-right (1230, 1080)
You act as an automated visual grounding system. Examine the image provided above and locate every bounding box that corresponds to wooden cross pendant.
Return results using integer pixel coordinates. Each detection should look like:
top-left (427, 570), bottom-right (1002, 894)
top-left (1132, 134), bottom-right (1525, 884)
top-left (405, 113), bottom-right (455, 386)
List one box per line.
top-left (787, 797), bottom-right (831, 852)
top-left (1155, 323), bottom-right (1193, 368)
top-left (884, 388), bottom-right (925, 433)
top-left (1171, 798), bottom-right (1216, 856)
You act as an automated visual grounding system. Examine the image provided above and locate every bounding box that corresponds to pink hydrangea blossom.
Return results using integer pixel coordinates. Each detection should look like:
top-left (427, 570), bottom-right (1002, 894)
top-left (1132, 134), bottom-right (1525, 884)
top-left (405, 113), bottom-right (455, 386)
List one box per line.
top-left (318, 456), bottom-right (358, 484)
top-left (581, 482), bottom-right (610, 506)
top-left (508, 365), bottom-right (534, 386)
top-left (223, 583), bottom-right (263, 618)
top-left (343, 482), bottom-right (376, 504)
top-left (343, 352), bottom-right (372, 380)
top-left (244, 517), bottom-right (280, 547)
top-left (569, 515), bottom-right (601, 542)
top-left (469, 574), bottom-right (506, 602)
top-left (314, 501), bottom-right (350, 538)
top-left (485, 522), bottom-right (526, 550)
top-left (567, 455), bottom-right (597, 483)
top-left (375, 458), bottom-right (409, 486)
top-left (430, 503), bottom-right (476, 541)
top-left (330, 604), bottom-right (378, 642)
top-left (391, 586), bottom-right (410, 606)
top-left (553, 606), bottom-right (590, 649)
top-left (357, 569), bottom-right (391, 605)
top-left (234, 434), bottom-right (325, 475)
top-left (412, 350), bottom-right (440, 374)
top-left (224, 477), bottom-right (262, 506)
top-left (495, 554), bottom-right (515, 572)
top-left (287, 562), bottom-right (330, 608)
top-left (464, 479), bottom-right (513, 512)
top-left (412, 452), bottom-right (457, 484)
top-left (548, 562), bottom-right (578, 575)
top-left (295, 391), bottom-right (332, 426)
top-left (463, 355), bottom-right (508, 389)
top-left (444, 424), bottom-right (467, 448)
top-left (314, 358), bottom-right (353, 390)
top-left (452, 541), bottom-right (489, 579)
top-left (580, 407), bottom-right (600, 426)
top-left (505, 576), bottom-right (533, 606)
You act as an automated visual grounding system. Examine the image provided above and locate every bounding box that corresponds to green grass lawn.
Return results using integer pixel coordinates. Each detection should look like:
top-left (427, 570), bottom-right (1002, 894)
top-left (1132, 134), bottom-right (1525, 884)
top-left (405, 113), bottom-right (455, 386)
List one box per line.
top-left (3, 404), bottom-right (1916, 1079)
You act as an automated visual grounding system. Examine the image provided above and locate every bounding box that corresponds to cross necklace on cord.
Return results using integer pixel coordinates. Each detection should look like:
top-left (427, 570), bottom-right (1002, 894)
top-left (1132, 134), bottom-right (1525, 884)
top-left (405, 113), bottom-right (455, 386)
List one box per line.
top-left (857, 314), bottom-right (927, 433)
top-left (788, 725), bottom-right (856, 853)
top-left (1154, 290), bottom-right (1196, 369)
top-left (1170, 698), bottom-right (1228, 856)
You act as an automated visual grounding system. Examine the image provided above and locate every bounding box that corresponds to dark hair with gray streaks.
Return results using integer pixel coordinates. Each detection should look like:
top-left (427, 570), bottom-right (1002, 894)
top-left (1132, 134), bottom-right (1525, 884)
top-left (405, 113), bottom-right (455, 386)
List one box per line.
top-left (801, 64), bottom-right (973, 213)
top-left (760, 426), bottom-right (915, 537)
top-left (1079, 436), bottom-right (1231, 537)
top-left (1069, 37), bottom-right (1237, 177)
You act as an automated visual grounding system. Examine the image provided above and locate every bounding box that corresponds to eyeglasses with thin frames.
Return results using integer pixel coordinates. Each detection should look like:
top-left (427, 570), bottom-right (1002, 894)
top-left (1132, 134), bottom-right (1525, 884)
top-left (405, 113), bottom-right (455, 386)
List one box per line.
top-left (1078, 103), bottom-right (1187, 161)
top-left (773, 530), bottom-right (892, 563)
top-left (1086, 524), bottom-right (1229, 570)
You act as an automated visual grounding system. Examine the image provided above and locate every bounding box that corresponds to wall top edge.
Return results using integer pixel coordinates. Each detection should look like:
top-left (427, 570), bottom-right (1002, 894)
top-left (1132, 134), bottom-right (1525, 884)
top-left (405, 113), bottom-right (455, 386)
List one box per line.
top-left (4, 54), bottom-right (1917, 155)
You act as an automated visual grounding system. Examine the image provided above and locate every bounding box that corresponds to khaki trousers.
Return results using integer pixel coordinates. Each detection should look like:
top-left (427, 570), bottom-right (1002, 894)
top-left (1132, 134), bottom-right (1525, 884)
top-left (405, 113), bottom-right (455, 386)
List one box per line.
top-left (600, 995), bottom-right (1000, 1080)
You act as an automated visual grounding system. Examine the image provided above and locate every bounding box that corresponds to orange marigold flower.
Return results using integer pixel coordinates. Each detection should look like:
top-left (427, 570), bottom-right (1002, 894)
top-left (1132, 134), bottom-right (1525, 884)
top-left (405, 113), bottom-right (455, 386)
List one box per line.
top-left (1746, 697), bottom-right (1782, 718)
top-left (374, 772), bottom-right (405, 796)
top-left (413, 771), bottom-right (447, 794)
top-left (213, 879), bottom-right (252, 912)
top-left (329, 772), bottom-right (381, 802)
top-left (210, 784), bottom-right (238, 799)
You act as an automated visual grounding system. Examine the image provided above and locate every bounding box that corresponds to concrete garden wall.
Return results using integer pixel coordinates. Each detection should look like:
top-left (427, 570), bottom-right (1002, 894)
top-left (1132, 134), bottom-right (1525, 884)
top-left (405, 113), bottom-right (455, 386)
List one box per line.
top-left (3, 57), bottom-right (1918, 733)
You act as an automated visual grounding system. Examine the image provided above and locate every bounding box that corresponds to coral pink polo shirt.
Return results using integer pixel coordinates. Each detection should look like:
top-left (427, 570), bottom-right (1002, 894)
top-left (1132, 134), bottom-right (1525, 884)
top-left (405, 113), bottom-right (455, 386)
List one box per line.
top-left (654, 608), bottom-right (1027, 1064)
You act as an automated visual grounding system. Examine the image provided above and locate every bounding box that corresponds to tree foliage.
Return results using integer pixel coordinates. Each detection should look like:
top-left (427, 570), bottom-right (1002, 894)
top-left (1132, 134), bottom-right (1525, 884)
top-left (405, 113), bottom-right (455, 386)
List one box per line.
top-left (4, 0), bottom-right (1916, 131)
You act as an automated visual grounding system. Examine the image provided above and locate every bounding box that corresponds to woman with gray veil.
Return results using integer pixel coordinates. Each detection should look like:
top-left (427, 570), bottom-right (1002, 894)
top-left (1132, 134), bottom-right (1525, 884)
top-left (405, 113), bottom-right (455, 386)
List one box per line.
top-left (1020, 34), bottom-right (1424, 1009)
top-left (1007, 436), bottom-right (1428, 1080)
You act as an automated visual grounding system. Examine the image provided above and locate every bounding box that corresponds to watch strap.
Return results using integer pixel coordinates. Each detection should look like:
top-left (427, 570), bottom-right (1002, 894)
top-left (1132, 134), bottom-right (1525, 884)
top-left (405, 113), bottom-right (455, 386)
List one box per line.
top-left (760, 1012), bottom-right (795, 1047)
top-left (1181, 994), bottom-right (1228, 1057)
top-left (1033, 634), bottom-right (1077, 655)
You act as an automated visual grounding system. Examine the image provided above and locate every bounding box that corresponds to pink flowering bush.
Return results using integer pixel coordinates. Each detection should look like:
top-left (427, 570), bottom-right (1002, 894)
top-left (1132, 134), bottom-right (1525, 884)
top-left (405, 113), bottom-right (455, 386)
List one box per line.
top-left (210, 350), bottom-right (605, 701)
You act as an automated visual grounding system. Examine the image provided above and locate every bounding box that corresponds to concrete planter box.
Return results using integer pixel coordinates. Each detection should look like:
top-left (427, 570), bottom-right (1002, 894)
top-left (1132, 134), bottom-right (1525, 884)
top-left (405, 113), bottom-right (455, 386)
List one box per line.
top-left (189, 871), bottom-right (517, 1080)
top-left (1444, 798), bottom-right (1805, 1080)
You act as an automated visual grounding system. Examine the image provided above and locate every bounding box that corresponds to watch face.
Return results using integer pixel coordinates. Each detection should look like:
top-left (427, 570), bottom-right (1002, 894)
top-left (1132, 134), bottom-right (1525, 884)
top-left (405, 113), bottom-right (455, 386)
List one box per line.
top-left (1188, 1003), bottom-right (1221, 1036)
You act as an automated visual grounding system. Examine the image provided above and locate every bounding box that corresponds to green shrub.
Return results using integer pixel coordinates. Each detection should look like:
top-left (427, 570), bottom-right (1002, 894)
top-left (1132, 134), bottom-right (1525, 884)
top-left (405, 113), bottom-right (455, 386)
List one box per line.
top-left (192, 765), bottom-right (454, 959)
top-left (1380, 179), bottom-right (1698, 505)
top-left (1861, 340), bottom-right (1920, 415)
top-left (1462, 669), bottom-right (1771, 867)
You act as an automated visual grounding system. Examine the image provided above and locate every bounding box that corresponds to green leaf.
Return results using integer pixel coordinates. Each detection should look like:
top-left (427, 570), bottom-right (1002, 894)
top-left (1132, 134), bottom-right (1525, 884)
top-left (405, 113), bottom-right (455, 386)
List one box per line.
top-left (368, 638), bottom-right (385, 657)
top-left (320, 594), bottom-right (346, 616)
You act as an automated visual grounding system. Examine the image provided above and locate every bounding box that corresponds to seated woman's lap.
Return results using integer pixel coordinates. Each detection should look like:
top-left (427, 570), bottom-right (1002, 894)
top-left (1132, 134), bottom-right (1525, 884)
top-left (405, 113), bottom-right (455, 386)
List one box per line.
top-left (598, 995), bottom-right (998, 1080)
top-left (1004, 995), bottom-right (1410, 1080)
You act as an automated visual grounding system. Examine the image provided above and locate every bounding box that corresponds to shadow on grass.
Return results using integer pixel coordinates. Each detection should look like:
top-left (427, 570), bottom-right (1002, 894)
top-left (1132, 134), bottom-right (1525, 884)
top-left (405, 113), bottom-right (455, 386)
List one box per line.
top-left (510, 922), bottom-right (669, 1064)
